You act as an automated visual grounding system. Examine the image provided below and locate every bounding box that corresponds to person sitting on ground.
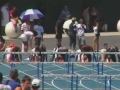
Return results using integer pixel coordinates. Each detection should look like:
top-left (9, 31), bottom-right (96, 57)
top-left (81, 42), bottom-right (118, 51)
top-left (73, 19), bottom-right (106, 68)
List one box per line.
top-left (79, 45), bottom-right (93, 62)
top-left (4, 69), bottom-right (20, 90)
top-left (31, 44), bottom-right (41, 62)
top-left (58, 46), bottom-right (68, 62)
top-left (12, 46), bottom-right (22, 62)
top-left (15, 75), bottom-right (32, 90)
top-left (0, 72), bottom-right (11, 90)
top-left (31, 44), bottom-right (46, 62)
top-left (53, 42), bottom-right (68, 62)
top-left (31, 78), bottom-right (40, 90)
top-left (5, 43), bottom-right (21, 62)
top-left (5, 43), bottom-right (16, 62)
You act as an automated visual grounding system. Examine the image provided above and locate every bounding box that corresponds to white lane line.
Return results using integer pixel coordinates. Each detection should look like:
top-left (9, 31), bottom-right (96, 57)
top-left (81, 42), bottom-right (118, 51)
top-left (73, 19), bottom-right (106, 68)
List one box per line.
top-left (80, 77), bottom-right (93, 90)
top-left (28, 64), bottom-right (56, 88)
top-left (53, 64), bottom-right (93, 90)
top-left (1, 63), bottom-right (52, 87)
top-left (1, 63), bottom-right (34, 77)
top-left (53, 63), bottom-right (120, 90)
top-left (76, 64), bottom-right (120, 90)
top-left (51, 77), bottom-right (63, 90)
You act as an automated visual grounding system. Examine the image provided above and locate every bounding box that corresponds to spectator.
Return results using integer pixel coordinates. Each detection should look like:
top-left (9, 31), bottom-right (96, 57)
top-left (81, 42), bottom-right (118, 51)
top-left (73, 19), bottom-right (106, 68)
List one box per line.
top-left (9, 5), bottom-right (19, 29)
top-left (62, 16), bottom-right (72, 35)
top-left (31, 79), bottom-right (40, 90)
top-left (31, 44), bottom-right (41, 62)
top-left (5, 43), bottom-right (16, 62)
top-left (80, 45), bottom-right (93, 62)
top-left (55, 5), bottom-right (71, 45)
top-left (82, 7), bottom-right (90, 31)
top-left (76, 45), bottom-right (82, 62)
top-left (33, 20), bottom-right (44, 47)
top-left (58, 5), bottom-right (71, 22)
top-left (30, 43), bottom-right (46, 62)
top-left (12, 46), bottom-right (22, 62)
top-left (15, 75), bottom-right (32, 90)
top-left (52, 42), bottom-right (62, 62)
top-left (9, 6), bottom-right (18, 19)
top-left (4, 69), bottom-right (20, 90)
top-left (89, 6), bottom-right (99, 31)
top-left (93, 21), bottom-right (100, 51)
top-left (107, 45), bottom-right (118, 62)
top-left (100, 43), bottom-right (109, 62)
top-left (20, 19), bottom-right (33, 52)
top-left (55, 20), bottom-right (64, 46)
top-left (0, 2), bottom-right (10, 35)
top-left (75, 18), bottom-right (86, 49)
top-left (68, 17), bottom-right (77, 51)
top-left (0, 72), bottom-right (11, 90)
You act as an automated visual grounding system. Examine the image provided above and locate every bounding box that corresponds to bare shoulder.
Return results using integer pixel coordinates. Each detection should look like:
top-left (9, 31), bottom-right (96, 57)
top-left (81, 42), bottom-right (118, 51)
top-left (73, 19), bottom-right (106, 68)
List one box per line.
top-left (15, 87), bottom-right (22, 90)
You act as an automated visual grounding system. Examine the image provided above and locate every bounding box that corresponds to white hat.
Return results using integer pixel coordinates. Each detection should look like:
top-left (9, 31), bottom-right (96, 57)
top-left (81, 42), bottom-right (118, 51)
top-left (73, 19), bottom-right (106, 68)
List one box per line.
top-left (32, 79), bottom-right (40, 87)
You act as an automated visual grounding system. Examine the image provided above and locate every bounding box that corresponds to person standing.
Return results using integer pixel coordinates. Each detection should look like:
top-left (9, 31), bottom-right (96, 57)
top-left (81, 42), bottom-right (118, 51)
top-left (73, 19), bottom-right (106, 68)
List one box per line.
top-left (93, 21), bottom-right (100, 51)
top-left (55, 20), bottom-right (63, 45)
top-left (0, 2), bottom-right (10, 35)
top-left (68, 17), bottom-right (77, 50)
top-left (89, 6), bottom-right (99, 31)
top-left (20, 19), bottom-right (33, 52)
top-left (55, 5), bottom-right (71, 45)
top-left (33, 20), bottom-right (44, 47)
top-left (82, 7), bottom-right (90, 31)
top-left (76, 18), bottom-right (86, 49)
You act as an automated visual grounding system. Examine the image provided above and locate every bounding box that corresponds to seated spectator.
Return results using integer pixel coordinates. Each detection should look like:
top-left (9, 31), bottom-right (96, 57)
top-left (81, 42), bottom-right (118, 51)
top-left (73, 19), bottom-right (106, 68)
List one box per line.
top-left (39, 44), bottom-right (47, 62)
top-left (5, 43), bottom-right (15, 62)
top-left (5, 43), bottom-right (21, 62)
top-left (53, 43), bottom-right (68, 62)
top-left (77, 45), bottom-right (93, 62)
top-left (52, 42), bottom-right (62, 61)
top-left (30, 45), bottom-right (41, 62)
top-left (76, 45), bottom-right (82, 62)
top-left (30, 44), bottom-right (46, 62)
top-left (100, 43), bottom-right (108, 62)
top-left (31, 78), bottom-right (40, 90)
top-left (0, 72), bottom-right (11, 90)
top-left (12, 46), bottom-right (22, 62)
top-left (106, 45), bottom-right (118, 62)
top-left (4, 69), bottom-right (20, 90)
top-left (57, 46), bottom-right (68, 62)
top-left (15, 75), bottom-right (32, 90)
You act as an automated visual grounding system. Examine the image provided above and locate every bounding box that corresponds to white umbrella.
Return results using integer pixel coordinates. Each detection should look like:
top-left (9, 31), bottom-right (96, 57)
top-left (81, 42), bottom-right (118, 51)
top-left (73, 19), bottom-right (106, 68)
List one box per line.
top-left (20, 9), bottom-right (44, 21)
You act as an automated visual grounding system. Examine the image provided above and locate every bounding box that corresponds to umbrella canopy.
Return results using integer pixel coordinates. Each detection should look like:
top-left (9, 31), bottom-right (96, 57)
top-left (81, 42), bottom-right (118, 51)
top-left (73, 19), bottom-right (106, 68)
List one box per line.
top-left (20, 9), bottom-right (44, 21)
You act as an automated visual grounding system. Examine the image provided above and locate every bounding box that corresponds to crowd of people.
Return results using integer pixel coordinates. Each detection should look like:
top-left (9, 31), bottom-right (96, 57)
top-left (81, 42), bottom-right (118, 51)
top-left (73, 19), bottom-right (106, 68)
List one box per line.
top-left (0, 3), bottom-right (119, 63)
top-left (0, 69), bottom-right (41, 90)
top-left (0, 2), bottom-right (46, 62)
top-left (0, 2), bottom-right (119, 90)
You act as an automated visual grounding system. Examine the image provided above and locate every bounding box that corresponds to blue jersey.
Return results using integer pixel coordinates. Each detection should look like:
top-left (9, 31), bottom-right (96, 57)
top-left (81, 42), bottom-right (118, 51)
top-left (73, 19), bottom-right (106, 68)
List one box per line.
top-left (4, 79), bottom-right (20, 90)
